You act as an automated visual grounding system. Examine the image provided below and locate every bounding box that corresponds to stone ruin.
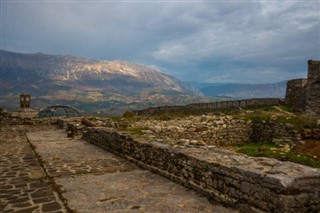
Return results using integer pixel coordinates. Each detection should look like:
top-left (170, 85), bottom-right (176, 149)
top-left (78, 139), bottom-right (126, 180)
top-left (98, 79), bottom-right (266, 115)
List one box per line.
top-left (286, 60), bottom-right (320, 120)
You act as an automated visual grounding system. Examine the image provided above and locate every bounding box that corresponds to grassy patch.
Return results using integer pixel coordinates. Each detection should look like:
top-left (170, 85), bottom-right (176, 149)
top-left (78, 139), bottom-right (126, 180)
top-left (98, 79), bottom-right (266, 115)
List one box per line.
top-left (235, 112), bottom-right (317, 133)
top-left (235, 113), bottom-right (272, 122)
top-left (236, 142), bottom-right (320, 168)
top-left (125, 127), bottom-right (149, 136)
top-left (276, 115), bottom-right (317, 130)
top-left (278, 105), bottom-right (294, 112)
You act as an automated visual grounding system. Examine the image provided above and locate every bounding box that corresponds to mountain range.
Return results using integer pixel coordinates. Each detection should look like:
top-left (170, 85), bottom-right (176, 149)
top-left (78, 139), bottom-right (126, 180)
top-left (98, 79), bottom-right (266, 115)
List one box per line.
top-left (0, 50), bottom-right (210, 114)
top-left (0, 50), bottom-right (287, 115)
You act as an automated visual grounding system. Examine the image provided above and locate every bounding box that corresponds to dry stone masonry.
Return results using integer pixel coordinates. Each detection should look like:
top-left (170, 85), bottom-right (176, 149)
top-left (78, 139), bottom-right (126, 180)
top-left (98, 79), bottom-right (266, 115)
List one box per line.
top-left (132, 115), bottom-right (252, 146)
top-left (131, 115), bottom-right (302, 147)
top-left (78, 125), bottom-right (320, 213)
top-left (286, 60), bottom-right (320, 120)
top-left (306, 60), bottom-right (320, 117)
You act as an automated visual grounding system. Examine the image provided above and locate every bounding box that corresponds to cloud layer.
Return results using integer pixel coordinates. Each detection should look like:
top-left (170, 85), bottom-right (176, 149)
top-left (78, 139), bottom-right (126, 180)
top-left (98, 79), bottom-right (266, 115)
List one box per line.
top-left (2, 1), bottom-right (319, 83)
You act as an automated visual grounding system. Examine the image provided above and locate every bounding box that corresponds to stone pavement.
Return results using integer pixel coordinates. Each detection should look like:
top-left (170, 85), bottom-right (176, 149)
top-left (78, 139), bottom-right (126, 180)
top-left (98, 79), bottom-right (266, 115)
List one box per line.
top-left (0, 125), bottom-right (66, 213)
top-left (1, 124), bottom-right (238, 213)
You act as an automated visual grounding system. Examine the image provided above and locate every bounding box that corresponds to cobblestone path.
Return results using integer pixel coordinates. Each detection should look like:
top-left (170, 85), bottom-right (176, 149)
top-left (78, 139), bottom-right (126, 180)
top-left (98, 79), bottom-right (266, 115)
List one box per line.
top-left (1, 124), bottom-right (238, 213)
top-left (0, 125), bottom-right (66, 213)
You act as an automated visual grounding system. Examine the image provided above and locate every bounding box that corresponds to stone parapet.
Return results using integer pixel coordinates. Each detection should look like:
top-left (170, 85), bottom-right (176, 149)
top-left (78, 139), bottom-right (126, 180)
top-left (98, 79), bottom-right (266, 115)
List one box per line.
top-left (81, 127), bottom-right (320, 213)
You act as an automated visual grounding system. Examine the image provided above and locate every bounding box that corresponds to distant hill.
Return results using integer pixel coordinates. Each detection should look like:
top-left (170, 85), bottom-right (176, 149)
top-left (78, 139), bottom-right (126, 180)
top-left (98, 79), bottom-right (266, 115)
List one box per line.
top-left (195, 82), bottom-right (287, 99)
top-left (0, 50), bottom-right (210, 115)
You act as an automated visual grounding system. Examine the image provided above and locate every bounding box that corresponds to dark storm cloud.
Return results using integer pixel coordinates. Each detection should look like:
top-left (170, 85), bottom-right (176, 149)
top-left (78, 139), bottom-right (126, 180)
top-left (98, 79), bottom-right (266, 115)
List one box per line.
top-left (1, 1), bottom-right (319, 83)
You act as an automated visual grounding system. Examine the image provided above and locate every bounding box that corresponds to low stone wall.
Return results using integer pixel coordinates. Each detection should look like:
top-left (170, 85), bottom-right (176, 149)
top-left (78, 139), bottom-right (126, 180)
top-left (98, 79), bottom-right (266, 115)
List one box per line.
top-left (134, 98), bottom-right (284, 116)
top-left (80, 126), bottom-right (320, 213)
top-left (251, 121), bottom-right (301, 144)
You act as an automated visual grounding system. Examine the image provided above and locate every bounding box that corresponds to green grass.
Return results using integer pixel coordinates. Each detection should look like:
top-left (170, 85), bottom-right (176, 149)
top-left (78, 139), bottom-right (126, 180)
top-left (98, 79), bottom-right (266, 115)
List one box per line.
top-left (278, 105), bottom-right (294, 112)
top-left (234, 113), bottom-right (272, 122)
top-left (234, 112), bottom-right (317, 133)
top-left (236, 142), bottom-right (320, 168)
top-left (125, 127), bottom-right (149, 136)
top-left (276, 115), bottom-right (317, 130)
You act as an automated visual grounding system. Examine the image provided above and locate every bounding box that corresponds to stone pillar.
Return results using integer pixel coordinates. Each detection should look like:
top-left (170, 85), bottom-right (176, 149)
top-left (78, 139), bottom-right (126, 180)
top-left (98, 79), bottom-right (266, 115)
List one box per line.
top-left (305, 60), bottom-right (320, 119)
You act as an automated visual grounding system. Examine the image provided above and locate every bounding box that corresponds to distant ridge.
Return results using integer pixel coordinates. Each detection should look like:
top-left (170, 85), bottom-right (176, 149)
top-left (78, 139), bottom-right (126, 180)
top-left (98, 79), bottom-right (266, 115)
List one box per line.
top-left (0, 50), bottom-right (209, 114)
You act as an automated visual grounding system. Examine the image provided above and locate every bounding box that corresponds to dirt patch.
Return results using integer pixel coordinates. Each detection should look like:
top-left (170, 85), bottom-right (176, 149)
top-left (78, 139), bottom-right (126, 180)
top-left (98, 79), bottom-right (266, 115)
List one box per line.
top-left (294, 140), bottom-right (320, 159)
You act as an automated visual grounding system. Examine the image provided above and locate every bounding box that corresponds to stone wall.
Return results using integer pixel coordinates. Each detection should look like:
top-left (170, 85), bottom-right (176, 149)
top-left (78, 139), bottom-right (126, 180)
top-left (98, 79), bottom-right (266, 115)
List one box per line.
top-left (285, 79), bottom-right (307, 112)
top-left (134, 98), bottom-right (284, 116)
top-left (306, 60), bottom-right (320, 118)
top-left (251, 121), bottom-right (301, 144)
top-left (133, 115), bottom-right (252, 146)
top-left (285, 60), bottom-right (320, 120)
top-left (302, 126), bottom-right (320, 140)
top-left (132, 115), bottom-right (302, 146)
top-left (79, 126), bottom-right (320, 213)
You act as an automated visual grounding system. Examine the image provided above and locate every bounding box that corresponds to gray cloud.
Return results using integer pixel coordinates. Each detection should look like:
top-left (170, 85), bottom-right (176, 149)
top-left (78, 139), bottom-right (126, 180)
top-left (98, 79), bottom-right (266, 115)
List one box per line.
top-left (2, 1), bottom-right (319, 83)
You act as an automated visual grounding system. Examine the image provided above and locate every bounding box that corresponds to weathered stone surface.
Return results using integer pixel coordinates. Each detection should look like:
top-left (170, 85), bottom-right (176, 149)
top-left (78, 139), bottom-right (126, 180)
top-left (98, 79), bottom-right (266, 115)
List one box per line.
top-left (27, 129), bottom-right (236, 213)
top-left (285, 79), bottom-right (307, 112)
top-left (306, 60), bottom-right (320, 118)
top-left (286, 60), bottom-right (320, 120)
top-left (131, 115), bottom-right (302, 146)
top-left (251, 120), bottom-right (301, 145)
top-left (81, 126), bottom-right (320, 213)
top-left (0, 125), bottom-right (66, 212)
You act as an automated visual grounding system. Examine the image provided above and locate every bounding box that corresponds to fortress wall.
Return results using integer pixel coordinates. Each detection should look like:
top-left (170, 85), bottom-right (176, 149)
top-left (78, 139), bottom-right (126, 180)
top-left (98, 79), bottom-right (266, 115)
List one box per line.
top-left (285, 79), bottom-right (307, 112)
top-left (79, 126), bottom-right (320, 213)
top-left (306, 60), bottom-right (320, 118)
top-left (285, 60), bottom-right (320, 119)
top-left (134, 98), bottom-right (284, 116)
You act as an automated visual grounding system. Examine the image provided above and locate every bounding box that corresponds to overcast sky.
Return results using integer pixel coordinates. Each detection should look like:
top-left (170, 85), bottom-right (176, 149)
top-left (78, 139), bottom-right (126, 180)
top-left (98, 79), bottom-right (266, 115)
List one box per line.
top-left (1, 0), bottom-right (319, 83)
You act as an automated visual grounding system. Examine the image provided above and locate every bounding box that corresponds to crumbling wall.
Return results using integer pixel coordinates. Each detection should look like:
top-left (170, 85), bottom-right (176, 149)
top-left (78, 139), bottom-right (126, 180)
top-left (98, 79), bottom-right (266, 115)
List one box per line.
top-left (133, 115), bottom-right (302, 146)
top-left (134, 116), bottom-right (252, 146)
